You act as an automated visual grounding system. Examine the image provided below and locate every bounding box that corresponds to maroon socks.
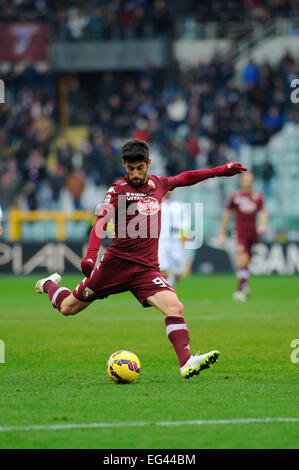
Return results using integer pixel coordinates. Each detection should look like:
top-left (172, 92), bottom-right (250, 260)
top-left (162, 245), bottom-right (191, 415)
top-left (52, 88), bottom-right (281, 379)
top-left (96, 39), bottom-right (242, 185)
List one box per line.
top-left (236, 268), bottom-right (249, 291)
top-left (165, 316), bottom-right (191, 367)
top-left (44, 281), bottom-right (71, 310)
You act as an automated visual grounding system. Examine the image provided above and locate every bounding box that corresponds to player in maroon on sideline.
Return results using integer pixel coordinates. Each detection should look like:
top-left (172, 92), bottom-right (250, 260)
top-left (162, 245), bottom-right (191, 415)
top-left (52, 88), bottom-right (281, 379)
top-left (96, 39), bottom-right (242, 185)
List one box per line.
top-left (219, 172), bottom-right (268, 301)
top-left (35, 139), bottom-right (247, 379)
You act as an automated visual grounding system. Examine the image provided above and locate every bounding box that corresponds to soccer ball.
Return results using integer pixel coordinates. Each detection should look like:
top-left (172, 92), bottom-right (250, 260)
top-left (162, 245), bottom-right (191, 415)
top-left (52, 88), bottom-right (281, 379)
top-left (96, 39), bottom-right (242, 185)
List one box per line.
top-left (106, 350), bottom-right (141, 384)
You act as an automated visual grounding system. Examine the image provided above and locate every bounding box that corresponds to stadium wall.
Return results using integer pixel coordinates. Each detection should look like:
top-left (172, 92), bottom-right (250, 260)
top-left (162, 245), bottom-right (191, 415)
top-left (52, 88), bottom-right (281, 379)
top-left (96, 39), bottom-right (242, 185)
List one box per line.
top-left (50, 36), bottom-right (298, 71)
top-left (173, 39), bottom-right (229, 65)
top-left (173, 36), bottom-right (298, 67)
top-left (51, 39), bottom-right (172, 71)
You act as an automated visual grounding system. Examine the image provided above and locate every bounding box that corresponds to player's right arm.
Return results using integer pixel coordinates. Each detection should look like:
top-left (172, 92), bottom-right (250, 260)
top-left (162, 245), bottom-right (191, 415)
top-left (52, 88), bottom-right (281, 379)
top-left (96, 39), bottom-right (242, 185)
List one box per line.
top-left (81, 186), bottom-right (118, 277)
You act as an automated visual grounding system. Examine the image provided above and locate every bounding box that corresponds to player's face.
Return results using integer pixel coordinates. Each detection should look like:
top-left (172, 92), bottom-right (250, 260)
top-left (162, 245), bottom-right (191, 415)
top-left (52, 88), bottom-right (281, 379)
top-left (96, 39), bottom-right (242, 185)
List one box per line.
top-left (240, 172), bottom-right (254, 191)
top-left (123, 159), bottom-right (151, 187)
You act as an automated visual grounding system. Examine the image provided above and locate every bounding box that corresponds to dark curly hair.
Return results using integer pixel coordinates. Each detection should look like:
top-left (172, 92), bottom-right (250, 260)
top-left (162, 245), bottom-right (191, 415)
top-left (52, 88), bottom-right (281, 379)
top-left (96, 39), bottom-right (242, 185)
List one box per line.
top-left (121, 139), bottom-right (149, 163)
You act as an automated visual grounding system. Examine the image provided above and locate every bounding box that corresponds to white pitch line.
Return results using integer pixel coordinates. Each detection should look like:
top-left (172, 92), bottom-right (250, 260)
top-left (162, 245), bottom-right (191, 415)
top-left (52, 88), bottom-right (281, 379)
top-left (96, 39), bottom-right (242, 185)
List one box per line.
top-left (0, 418), bottom-right (298, 433)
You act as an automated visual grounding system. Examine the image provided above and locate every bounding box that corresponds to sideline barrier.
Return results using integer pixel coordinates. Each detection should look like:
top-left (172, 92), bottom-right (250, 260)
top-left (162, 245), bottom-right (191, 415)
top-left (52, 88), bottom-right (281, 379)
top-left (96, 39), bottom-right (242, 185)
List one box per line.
top-left (0, 241), bottom-right (298, 275)
top-left (8, 208), bottom-right (94, 242)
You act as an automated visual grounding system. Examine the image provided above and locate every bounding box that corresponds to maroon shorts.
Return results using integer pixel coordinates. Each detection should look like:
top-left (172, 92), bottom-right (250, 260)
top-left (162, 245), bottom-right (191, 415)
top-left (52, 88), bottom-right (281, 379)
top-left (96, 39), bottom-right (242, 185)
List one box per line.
top-left (237, 235), bottom-right (258, 255)
top-left (73, 252), bottom-right (174, 307)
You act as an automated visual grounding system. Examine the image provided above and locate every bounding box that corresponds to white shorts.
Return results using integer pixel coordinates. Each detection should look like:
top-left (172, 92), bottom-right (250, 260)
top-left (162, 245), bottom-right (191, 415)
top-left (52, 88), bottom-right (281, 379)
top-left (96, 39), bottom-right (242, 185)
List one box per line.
top-left (158, 239), bottom-right (184, 275)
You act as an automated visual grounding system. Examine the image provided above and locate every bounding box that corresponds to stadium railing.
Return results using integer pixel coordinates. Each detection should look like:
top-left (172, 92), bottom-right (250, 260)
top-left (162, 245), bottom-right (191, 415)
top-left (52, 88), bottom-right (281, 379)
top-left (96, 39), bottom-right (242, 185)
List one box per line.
top-left (8, 208), bottom-right (93, 242)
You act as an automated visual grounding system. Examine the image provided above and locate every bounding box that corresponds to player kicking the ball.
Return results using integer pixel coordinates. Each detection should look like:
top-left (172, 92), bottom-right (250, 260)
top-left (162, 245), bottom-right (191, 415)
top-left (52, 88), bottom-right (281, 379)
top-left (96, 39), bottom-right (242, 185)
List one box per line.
top-left (35, 139), bottom-right (246, 379)
top-left (219, 172), bottom-right (268, 301)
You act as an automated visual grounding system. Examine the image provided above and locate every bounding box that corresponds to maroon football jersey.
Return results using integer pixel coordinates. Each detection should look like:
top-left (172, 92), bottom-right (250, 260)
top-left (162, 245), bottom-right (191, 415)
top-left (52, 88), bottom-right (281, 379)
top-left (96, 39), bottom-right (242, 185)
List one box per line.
top-left (227, 190), bottom-right (264, 237)
top-left (97, 174), bottom-right (177, 268)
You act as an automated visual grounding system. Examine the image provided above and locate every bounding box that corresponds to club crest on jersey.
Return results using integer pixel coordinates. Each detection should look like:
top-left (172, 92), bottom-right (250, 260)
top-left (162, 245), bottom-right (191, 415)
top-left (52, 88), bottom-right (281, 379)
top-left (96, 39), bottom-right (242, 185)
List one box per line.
top-left (83, 287), bottom-right (94, 299)
top-left (241, 201), bottom-right (257, 213)
top-left (148, 179), bottom-right (156, 189)
top-left (104, 194), bottom-right (112, 204)
top-left (137, 197), bottom-right (160, 216)
top-left (237, 197), bottom-right (257, 213)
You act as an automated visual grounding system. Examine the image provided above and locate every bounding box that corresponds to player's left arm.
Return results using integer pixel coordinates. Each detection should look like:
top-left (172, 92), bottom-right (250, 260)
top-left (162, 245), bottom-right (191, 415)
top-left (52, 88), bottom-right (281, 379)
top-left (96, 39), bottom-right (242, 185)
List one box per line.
top-left (81, 217), bottom-right (107, 277)
top-left (165, 162), bottom-right (247, 190)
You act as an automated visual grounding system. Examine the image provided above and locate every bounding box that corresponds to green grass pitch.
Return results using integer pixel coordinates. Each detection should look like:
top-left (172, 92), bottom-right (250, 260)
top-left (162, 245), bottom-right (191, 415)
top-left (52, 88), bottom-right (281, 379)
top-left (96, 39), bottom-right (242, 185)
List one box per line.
top-left (0, 274), bottom-right (298, 449)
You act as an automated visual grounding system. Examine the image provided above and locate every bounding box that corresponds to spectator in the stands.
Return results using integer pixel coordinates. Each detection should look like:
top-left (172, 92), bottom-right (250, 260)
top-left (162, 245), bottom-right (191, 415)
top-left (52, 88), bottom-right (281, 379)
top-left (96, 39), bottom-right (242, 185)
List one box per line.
top-left (22, 148), bottom-right (46, 187)
top-left (152, 0), bottom-right (174, 37)
top-left (86, 7), bottom-right (106, 39)
top-left (56, 135), bottom-right (74, 173)
top-left (67, 8), bottom-right (89, 40)
top-left (242, 57), bottom-right (260, 86)
top-left (66, 171), bottom-right (86, 210)
top-left (264, 105), bottom-right (285, 134)
top-left (0, 48), bottom-right (298, 211)
top-left (260, 159), bottom-right (276, 197)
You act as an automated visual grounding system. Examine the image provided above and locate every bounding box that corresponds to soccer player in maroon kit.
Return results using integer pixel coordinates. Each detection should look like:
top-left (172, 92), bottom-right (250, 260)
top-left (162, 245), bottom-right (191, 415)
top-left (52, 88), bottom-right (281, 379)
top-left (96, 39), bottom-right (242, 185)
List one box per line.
top-left (36, 140), bottom-right (246, 379)
top-left (219, 172), bottom-right (268, 301)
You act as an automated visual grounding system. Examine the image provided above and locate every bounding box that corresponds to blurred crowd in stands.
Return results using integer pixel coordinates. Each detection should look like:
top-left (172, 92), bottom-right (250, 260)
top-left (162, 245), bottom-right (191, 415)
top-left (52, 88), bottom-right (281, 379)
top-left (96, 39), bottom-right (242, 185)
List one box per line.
top-left (1, 0), bottom-right (298, 40)
top-left (0, 49), bottom-right (298, 211)
top-left (0, 0), bottom-right (298, 212)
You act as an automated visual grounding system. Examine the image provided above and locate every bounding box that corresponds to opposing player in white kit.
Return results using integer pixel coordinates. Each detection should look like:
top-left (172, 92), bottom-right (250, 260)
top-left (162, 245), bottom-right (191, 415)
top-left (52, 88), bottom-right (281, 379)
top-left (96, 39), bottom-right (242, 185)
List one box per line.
top-left (158, 191), bottom-right (190, 287)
